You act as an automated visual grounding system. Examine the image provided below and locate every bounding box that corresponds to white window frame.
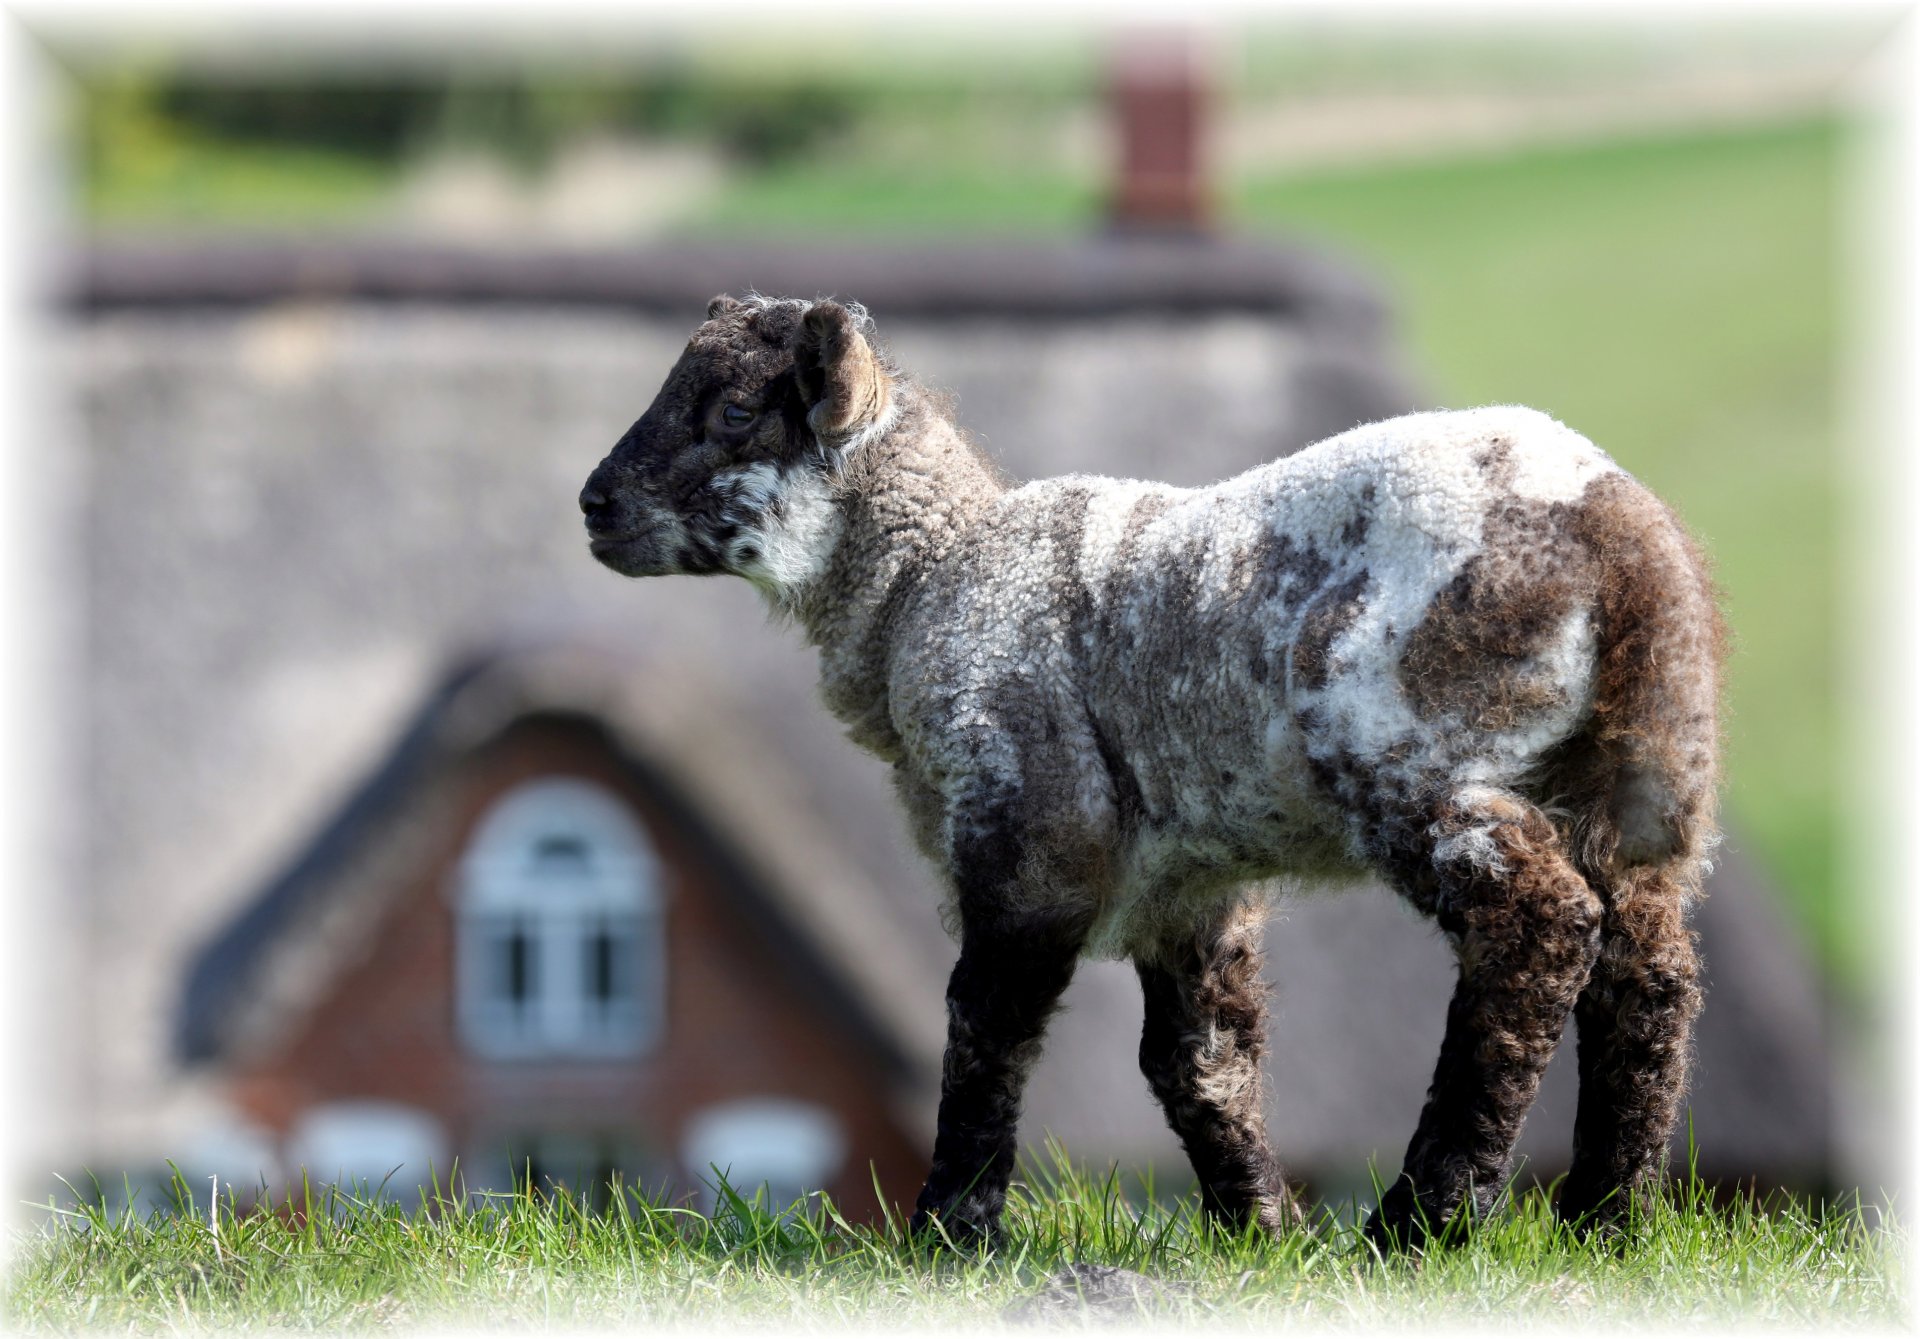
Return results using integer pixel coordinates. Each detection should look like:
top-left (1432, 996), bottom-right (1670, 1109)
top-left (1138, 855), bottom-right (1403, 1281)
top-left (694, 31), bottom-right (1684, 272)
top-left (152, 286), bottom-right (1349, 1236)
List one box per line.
top-left (454, 777), bottom-right (664, 1059)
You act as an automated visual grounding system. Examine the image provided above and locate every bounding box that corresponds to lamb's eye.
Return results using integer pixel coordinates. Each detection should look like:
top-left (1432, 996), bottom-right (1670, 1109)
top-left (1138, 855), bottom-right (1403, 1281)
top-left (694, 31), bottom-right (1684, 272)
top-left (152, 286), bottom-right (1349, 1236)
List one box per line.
top-left (721, 404), bottom-right (755, 428)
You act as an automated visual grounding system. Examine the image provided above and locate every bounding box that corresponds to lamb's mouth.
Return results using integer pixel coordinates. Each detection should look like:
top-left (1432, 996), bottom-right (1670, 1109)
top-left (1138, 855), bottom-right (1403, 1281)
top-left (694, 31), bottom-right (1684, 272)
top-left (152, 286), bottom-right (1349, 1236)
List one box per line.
top-left (587, 528), bottom-right (668, 576)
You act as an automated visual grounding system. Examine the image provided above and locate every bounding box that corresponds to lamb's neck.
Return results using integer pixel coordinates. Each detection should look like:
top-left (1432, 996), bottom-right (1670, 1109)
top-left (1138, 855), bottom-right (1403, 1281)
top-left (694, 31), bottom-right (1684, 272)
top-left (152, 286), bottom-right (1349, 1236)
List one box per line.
top-left (783, 389), bottom-right (1006, 756)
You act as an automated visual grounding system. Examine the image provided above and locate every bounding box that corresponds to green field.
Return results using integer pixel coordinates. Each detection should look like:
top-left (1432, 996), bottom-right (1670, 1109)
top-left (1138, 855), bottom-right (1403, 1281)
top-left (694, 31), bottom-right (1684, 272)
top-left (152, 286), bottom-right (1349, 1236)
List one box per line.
top-left (6, 1157), bottom-right (1901, 1330)
top-left (86, 138), bottom-right (396, 230)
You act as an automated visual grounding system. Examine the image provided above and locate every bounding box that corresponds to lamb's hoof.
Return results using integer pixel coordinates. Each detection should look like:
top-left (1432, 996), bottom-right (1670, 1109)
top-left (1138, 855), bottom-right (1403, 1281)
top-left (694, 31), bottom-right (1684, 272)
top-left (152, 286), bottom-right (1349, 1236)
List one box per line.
top-left (1556, 1185), bottom-right (1638, 1252)
top-left (1361, 1181), bottom-right (1442, 1257)
top-left (1004, 1264), bottom-right (1179, 1324)
top-left (1261, 1188), bottom-right (1311, 1234)
top-left (907, 1203), bottom-right (1002, 1255)
top-left (1361, 1210), bottom-right (1421, 1257)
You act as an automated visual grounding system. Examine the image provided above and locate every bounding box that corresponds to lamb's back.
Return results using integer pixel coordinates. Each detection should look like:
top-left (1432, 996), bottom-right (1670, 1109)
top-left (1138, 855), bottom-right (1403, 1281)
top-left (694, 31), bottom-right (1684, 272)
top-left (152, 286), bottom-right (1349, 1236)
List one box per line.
top-left (888, 407), bottom-right (1623, 834)
top-left (876, 405), bottom-right (1639, 942)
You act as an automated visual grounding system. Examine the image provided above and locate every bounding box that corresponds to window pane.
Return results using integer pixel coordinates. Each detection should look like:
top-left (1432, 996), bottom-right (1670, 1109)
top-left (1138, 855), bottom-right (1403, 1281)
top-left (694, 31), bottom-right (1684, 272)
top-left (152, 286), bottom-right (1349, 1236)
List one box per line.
top-left (531, 833), bottom-right (591, 877)
top-left (503, 920), bottom-right (538, 1013)
top-left (588, 928), bottom-right (615, 1004)
top-left (577, 914), bottom-right (647, 1048)
top-left (591, 918), bottom-right (639, 1006)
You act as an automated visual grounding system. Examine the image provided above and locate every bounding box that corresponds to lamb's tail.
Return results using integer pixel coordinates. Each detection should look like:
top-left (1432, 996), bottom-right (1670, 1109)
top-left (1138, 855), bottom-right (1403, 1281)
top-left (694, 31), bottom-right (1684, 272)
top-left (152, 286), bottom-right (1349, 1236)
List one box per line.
top-left (1556, 473), bottom-right (1728, 888)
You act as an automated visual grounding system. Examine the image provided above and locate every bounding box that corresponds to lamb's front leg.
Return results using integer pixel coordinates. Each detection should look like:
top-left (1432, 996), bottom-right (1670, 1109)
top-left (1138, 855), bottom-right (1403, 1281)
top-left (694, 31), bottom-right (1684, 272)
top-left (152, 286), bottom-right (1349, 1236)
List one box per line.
top-left (909, 858), bottom-right (1088, 1248)
top-left (1365, 790), bottom-right (1604, 1252)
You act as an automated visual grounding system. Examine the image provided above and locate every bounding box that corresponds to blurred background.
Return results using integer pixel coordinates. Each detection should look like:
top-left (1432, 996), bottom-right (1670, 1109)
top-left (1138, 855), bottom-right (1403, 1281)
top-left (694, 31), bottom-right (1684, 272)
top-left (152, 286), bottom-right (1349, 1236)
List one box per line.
top-left (7, 8), bottom-right (1898, 1222)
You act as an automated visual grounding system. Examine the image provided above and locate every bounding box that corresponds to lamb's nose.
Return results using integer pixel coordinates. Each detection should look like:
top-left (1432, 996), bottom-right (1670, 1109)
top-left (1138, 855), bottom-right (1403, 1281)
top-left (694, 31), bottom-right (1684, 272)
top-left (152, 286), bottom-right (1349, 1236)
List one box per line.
top-left (579, 484), bottom-right (609, 516)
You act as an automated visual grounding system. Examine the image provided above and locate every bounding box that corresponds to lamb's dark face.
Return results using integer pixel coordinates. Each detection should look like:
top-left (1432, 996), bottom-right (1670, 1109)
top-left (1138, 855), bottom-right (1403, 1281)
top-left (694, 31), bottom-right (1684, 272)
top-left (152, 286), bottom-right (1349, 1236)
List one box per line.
top-left (581, 294), bottom-right (892, 593)
top-left (579, 296), bottom-right (814, 579)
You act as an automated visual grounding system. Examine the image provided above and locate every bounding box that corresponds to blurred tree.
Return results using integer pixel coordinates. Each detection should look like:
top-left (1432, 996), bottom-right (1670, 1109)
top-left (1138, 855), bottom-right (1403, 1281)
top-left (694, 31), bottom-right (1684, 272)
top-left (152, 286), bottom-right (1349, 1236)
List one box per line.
top-left (84, 66), bottom-right (863, 173)
top-left (157, 80), bottom-right (435, 157)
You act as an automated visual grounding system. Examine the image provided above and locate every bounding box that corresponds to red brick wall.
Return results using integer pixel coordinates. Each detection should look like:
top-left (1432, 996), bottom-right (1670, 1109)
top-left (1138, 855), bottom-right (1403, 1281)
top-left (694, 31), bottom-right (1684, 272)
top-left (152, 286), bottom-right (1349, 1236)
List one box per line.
top-left (227, 718), bottom-right (929, 1220)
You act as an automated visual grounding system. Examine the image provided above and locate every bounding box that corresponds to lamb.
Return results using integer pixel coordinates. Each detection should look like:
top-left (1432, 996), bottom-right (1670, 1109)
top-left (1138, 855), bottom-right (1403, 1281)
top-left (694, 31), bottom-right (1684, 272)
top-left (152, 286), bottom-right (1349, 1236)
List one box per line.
top-left (579, 294), bottom-right (1725, 1251)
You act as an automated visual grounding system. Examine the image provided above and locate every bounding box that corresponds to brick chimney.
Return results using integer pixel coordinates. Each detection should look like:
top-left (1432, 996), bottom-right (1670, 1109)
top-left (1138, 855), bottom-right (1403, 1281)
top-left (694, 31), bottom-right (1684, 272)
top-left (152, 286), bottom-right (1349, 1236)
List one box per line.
top-left (1107, 27), bottom-right (1214, 235)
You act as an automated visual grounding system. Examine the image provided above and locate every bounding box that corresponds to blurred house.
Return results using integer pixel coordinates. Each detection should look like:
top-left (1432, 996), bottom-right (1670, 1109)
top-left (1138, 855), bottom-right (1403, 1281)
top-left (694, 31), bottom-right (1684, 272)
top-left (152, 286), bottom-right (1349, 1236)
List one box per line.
top-left (176, 655), bottom-right (929, 1214)
top-left (63, 225), bottom-right (1839, 1216)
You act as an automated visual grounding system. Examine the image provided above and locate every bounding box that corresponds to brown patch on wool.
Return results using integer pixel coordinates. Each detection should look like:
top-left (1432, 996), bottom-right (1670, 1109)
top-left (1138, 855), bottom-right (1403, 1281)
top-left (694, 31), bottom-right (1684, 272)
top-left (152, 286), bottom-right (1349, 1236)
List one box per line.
top-left (1097, 492), bottom-right (1176, 646)
top-left (1335, 482), bottom-right (1377, 550)
top-left (1398, 469), bottom-right (1726, 879)
top-left (1232, 535), bottom-right (1336, 685)
top-left (1472, 435), bottom-right (1518, 487)
top-left (1366, 792), bottom-right (1603, 1252)
top-left (1254, 534), bottom-right (1334, 606)
top-left (1040, 483), bottom-right (1098, 636)
top-left (1399, 495), bottom-right (1594, 732)
top-left (1136, 901), bottom-right (1302, 1234)
top-left (1117, 492), bottom-right (1173, 556)
top-left (1292, 569), bottom-right (1370, 691)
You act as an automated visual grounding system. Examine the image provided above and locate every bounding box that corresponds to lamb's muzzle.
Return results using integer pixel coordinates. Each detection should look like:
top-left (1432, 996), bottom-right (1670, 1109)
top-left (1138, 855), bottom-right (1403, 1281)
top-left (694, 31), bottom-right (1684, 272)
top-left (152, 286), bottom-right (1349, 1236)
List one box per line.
top-left (582, 293), bottom-right (1726, 1251)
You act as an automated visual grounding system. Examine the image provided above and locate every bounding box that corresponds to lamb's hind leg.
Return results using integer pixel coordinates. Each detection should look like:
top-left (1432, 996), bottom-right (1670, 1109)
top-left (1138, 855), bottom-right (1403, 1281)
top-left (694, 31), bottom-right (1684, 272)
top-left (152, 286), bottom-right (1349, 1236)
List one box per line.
top-left (1136, 899), bottom-right (1300, 1234)
top-left (1558, 864), bottom-right (1703, 1232)
top-left (1365, 788), bottom-right (1603, 1252)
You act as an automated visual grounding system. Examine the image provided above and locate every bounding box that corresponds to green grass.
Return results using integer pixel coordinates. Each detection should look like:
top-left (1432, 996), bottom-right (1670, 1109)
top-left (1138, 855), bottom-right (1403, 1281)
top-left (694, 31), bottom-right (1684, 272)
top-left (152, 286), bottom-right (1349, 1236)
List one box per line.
top-left (7, 1153), bottom-right (1901, 1330)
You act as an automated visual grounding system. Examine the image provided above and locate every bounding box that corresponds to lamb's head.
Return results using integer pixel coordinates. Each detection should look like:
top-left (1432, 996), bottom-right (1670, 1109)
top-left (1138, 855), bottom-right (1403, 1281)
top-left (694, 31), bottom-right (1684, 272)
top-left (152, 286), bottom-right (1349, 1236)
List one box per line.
top-left (580, 294), bottom-right (892, 594)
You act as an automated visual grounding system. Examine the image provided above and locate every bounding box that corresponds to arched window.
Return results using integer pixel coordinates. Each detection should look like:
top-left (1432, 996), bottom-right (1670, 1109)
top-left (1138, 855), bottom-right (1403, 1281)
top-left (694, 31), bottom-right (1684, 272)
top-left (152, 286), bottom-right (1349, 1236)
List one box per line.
top-left (455, 777), bottom-right (663, 1059)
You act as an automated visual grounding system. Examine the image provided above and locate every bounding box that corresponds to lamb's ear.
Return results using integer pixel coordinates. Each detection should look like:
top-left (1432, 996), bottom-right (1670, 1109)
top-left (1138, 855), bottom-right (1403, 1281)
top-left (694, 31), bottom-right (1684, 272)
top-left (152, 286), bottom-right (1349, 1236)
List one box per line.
top-left (793, 300), bottom-right (890, 444)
